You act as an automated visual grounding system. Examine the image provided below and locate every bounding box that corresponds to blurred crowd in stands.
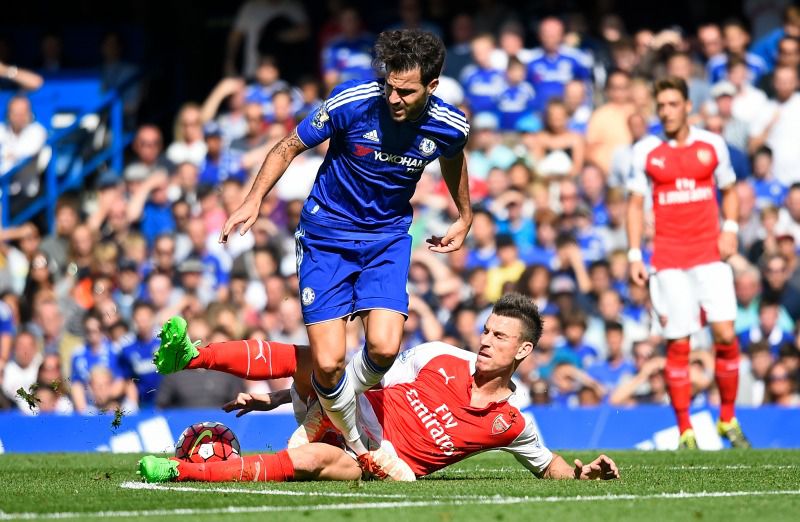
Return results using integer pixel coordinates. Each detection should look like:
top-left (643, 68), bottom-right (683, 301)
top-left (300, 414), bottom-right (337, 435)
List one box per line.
top-left (1, 0), bottom-right (800, 416)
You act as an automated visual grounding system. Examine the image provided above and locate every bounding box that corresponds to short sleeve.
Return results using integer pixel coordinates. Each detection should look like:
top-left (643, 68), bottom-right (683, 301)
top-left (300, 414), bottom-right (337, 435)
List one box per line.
top-left (441, 133), bottom-right (468, 158)
top-left (295, 103), bottom-right (335, 148)
top-left (295, 80), bottom-right (378, 148)
top-left (498, 414), bottom-right (554, 476)
top-left (709, 135), bottom-right (736, 189)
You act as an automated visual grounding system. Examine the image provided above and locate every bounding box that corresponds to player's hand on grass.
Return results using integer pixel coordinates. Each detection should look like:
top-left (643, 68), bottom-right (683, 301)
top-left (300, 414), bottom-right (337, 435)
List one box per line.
top-left (427, 217), bottom-right (471, 253)
top-left (629, 260), bottom-right (648, 286)
top-left (718, 231), bottom-right (738, 260)
top-left (573, 454), bottom-right (619, 480)
top-left (220, 197), bottom-right (261, 243)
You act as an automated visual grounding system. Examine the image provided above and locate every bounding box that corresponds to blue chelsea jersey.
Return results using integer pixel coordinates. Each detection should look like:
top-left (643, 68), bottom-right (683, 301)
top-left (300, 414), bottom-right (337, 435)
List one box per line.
top-left (295, 79), bottom-right (469, 238)
top-left (526, 46), bottom-right (591, 111)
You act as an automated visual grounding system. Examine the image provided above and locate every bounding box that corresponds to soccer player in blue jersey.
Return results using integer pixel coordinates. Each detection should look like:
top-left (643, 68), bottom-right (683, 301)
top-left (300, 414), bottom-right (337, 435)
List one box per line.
top-left (220, 29), bottom-right (472, 477)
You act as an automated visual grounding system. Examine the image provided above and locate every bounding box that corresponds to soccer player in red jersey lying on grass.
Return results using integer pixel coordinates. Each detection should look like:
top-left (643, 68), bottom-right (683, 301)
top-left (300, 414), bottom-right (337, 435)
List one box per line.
top-left (137, 294), bottom-right (619, 483)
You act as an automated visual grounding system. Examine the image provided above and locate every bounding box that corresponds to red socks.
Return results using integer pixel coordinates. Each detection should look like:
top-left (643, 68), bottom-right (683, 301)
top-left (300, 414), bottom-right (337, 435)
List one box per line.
top-left (175, 451), bottom-right (295, 482)
top-left (714, 339), bottom-right (740, 423)
top-left (187, 339), bottom-right (297, 380)
top-left (665, 340), bottom-right (692, 434)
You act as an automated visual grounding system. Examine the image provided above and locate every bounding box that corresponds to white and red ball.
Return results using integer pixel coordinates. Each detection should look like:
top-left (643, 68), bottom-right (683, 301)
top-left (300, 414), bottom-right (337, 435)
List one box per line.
top-left (175, 421), bottom-right (241, 463)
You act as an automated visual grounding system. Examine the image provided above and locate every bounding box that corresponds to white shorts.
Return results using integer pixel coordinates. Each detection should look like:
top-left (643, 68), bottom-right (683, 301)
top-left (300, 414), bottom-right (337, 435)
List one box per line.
top-left (649, 261), bottom-right (736, 340)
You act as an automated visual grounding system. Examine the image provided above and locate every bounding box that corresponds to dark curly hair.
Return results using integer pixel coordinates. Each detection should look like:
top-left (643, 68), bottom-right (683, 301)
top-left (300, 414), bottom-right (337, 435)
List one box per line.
top-left (491, 293), bottom-right (544, 346)
top-left (373, 30), bottom-right (445, 85)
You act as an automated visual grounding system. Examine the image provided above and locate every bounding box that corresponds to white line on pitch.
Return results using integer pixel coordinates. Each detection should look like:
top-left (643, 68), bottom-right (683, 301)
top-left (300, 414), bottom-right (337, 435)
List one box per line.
top-left (434, 464), bottom-right (800, 474)
top-left (120, 481), bottom-right (494, 500)
top-left (1, 488), bottom-right (799, 519)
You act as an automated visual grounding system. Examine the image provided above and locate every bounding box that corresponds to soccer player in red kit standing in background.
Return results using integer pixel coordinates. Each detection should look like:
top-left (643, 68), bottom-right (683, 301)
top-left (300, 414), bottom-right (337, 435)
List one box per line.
top-left (626, 77), bottom-right (750, 449)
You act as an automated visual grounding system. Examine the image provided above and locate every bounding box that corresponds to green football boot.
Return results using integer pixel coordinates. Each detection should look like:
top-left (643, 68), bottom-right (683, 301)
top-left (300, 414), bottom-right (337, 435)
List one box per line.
top-left (152, 316), bottom-right (200, 374)
top-left (137, 456), bottom-right (179, 483)
top-left (718, 418), bottom-right (751, 449)
top-left (678, 429), bottom-right (698, 450)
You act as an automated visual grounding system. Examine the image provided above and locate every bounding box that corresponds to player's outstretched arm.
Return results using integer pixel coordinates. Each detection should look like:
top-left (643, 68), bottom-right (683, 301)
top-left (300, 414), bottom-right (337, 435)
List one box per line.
top-left (542, 453), bottom-right (620, 480)
top-left (220, 130), bottom-right (308, 243)
top-left (626, 192), bottom-right (648, 286)
top-left (429, 151), bottom-right (472, 253)
top-left (222, 389), bottom-right (292, 417)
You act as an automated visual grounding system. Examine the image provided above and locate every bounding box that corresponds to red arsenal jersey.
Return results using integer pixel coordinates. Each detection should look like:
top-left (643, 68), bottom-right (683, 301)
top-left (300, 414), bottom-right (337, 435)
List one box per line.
top-left (626, 127), bottom-right (736, 270)
top-left (359, 342), bottom-right (553, 477)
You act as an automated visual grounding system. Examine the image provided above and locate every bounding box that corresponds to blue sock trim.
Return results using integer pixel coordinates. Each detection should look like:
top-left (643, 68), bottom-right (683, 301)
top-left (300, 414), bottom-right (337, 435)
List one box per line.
top-left (312, 372), bottom-right (347, 399)
top-left (363, 349), bottom-right (393, 373)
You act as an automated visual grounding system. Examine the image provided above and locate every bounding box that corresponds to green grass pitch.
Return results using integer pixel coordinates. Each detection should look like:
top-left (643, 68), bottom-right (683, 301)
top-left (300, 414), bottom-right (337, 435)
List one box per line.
top-left (1, 450), bottom-right (799, 521)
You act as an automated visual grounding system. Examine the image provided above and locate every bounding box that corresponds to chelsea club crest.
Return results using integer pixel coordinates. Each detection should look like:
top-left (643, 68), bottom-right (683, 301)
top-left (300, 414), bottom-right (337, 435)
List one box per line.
top-left (419, 137), bottom-right (437, 156)
top-left (301, 287), bottom-right (316, 306)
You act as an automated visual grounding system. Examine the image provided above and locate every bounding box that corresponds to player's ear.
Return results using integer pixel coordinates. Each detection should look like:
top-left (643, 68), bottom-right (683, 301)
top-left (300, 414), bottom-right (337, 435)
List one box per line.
top-left (515, 341), bottom-right (534, 361)
top-left (427, 77), bottom-right (439, 95)
top-left (685, 99), bottom-right (692, 116)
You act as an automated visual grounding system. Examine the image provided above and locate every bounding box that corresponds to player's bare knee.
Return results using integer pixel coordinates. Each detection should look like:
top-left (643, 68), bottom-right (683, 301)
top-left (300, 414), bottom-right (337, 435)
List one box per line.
top-left (313, 359), bottom-right (346, 385)
top-left (711, 323), bottom-right (736, 345)
top-left (366, 344), bottom-right (399, 367)
top-left (365, 334), bottom-right (401, 364)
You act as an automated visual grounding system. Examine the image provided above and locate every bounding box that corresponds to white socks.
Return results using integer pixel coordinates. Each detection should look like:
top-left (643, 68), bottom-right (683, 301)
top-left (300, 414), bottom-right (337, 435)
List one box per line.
top-left (347, 349), bottom-right (391, 394)
top-left (312, 372), bottom-right (368, 455)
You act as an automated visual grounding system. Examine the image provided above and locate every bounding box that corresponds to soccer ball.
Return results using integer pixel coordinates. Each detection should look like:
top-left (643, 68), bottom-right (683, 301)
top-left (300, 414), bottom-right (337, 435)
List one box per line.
top-left (175, 421), bottom-right (241, 463)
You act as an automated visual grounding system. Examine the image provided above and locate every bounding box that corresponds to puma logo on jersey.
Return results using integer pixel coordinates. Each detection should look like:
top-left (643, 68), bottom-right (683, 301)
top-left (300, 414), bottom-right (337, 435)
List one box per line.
top-left (254, 340), bottom-right (266, 362)
top-left (362, 129), bottom-right (380, 142)
top-left (438, 368), bottom-right (456, 385)
top-left (650, 157), bottom-right (665, 169)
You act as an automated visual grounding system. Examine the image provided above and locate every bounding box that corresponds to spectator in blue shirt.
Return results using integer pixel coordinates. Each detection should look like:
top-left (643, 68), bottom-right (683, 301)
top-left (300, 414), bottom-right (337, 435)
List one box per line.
top-left (562, 312), bottom-right (600, 368)
top-left (186, 216), bottom-right (230, 303)
top-left (244, 56), bottom-right (292, 116)
top-left (706, 19), bottom-right (768, 84)
top-left (497, 57), bottom-right (536, 131)
top-left (465, 208), bottom-right (499, 270)
top-left (750, 146), bottom-right (787, 210)
top-left (118, 301), bottom-right (161, 408)
top-left (70, 311), bottom-right (124, 414)
top-left (460, 33), bottom-right (506, 115)
top-left (321, 7), bottom-right (375, 92)
top-left (127, 170), bottom-right (175, 247)
top-left (523, 208), bottom-right (558, 269)
top-left (494, 188), bottom-right (535, 253)
top-left (749, 6), bottom-right (800, 73)
top-left (114, 258), bottom-right (143, 322)
top-left (588, 321), bottom-right (637, 395)
top-left (198, 122), bottom-right (247, 186)
top-left (527, 17), bottom-right (591, 112)
top-left (738, 298), bottom-right (795, 356)
top-left (579, 164), bottom-right (609, 227)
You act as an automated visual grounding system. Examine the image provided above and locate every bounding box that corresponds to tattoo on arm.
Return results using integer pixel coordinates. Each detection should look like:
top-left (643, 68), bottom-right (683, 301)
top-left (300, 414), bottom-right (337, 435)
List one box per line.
top-left (269, 130), bottom-right (307, 161)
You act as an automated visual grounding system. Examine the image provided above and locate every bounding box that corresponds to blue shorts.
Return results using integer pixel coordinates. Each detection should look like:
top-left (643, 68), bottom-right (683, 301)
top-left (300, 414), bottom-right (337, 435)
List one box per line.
top-left (295, 226), bottom-right (411, 324)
